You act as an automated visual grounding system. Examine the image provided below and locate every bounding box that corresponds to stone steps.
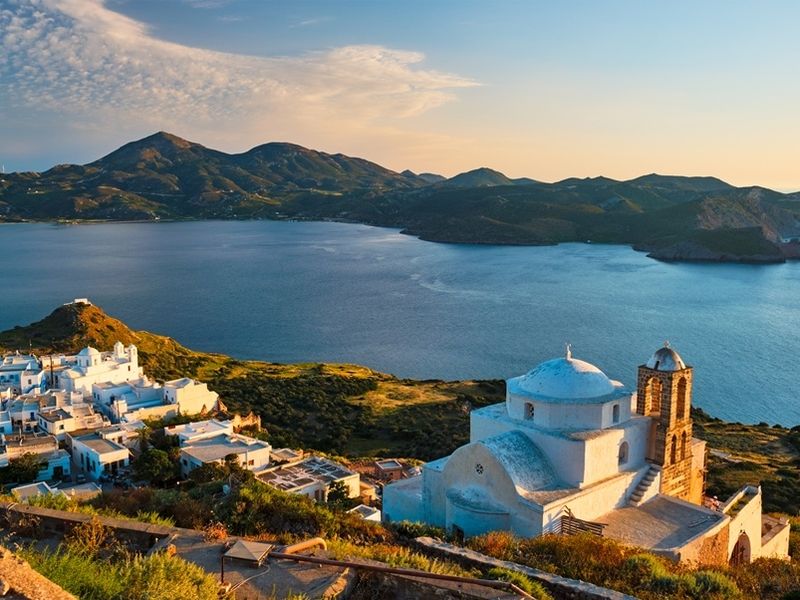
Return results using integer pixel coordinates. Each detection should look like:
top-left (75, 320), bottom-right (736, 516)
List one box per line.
top-left (629, 466), bottom-right (659, 506)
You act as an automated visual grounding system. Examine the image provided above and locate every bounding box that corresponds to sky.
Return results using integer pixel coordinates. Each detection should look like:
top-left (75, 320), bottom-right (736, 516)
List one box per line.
top-left (1, 0), bottom-right (799, 190)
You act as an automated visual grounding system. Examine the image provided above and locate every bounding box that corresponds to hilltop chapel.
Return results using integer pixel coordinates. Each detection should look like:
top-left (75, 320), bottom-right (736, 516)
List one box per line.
top-left (383, 344), bottom-right (790, 565)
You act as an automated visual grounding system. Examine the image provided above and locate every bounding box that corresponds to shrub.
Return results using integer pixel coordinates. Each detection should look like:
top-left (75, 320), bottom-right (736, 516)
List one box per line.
top-left (391, 520), bottom-right (448, 541)
top-left (21, 544), bottom-right (221, 600)
top-left (692, 570), bottom-right (740, 598)
top-left (65, 517), bottom-right (113, 556)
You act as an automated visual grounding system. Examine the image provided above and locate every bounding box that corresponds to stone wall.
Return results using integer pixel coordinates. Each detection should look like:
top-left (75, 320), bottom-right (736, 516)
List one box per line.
top-left (414, 537), bottom-right (639, 600)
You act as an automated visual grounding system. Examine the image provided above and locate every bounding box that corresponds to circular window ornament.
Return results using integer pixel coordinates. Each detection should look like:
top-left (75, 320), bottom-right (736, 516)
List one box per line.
top-left (475, 463), bottom-right (484, 475)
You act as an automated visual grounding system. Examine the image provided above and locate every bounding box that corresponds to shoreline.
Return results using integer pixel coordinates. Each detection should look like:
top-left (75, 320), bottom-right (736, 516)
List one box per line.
top-left (1, 216), bottom-right (795, 265)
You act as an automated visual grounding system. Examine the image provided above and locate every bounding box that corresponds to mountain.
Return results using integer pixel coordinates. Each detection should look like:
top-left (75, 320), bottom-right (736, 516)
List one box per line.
top-left (442, 167), bottom-right (515, 188)
top-left (0, 132), bottom-right (428, 221)
top-left (2, 132), bottom-right (800, 262)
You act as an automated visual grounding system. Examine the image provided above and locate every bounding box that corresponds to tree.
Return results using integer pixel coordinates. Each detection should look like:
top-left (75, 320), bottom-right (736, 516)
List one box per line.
top-left (325, 480), bottom-right (351, 510)
top-left (133, 449), bottom-right (175, 485)
top-left (0, 453), bottom-right (44, 484)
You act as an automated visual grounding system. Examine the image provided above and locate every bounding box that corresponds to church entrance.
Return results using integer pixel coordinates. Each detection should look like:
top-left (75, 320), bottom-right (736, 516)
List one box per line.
top-left (730, 532), bottom-right (751, 565)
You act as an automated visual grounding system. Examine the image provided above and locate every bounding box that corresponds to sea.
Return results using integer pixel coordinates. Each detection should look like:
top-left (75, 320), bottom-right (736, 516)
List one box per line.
top-left (1, 220), bottom-right (798, 425)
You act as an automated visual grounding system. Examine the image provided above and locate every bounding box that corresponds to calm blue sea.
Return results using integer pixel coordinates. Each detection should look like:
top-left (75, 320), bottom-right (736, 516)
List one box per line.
top-left (1, 221), bottom-right (798, 425)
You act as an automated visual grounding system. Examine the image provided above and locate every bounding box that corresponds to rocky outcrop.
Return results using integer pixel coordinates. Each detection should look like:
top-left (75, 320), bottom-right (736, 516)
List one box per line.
top-left (0, 547), bottom-right (75, 600)
top-left (644, 241), bottom-right (786, 264)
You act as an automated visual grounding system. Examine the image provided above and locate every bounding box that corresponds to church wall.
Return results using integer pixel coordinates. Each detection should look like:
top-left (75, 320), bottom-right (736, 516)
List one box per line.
top-left (540, 467), bottom-right (645, 530)
top-left (580, 418), bottom-right (650, 486)
top-left (422, 462), bottom-right (447, 527)
top-left (689, 438), bottom-right (707, 504)
top-left (470, 406), bottom-right (587, 488)
top-left (470, 404), bottom-right (512, 443)
top-left (675, 519), bottom-right (730, 566)
top-left (382, 477), bottom-right (425, 525)
top-left (726, 488), bottom-right (763, 561)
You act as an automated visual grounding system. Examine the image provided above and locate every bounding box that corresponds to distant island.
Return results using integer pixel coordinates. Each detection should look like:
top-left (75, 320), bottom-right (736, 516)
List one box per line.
top-left (2, 131), bottom-right (800, 263)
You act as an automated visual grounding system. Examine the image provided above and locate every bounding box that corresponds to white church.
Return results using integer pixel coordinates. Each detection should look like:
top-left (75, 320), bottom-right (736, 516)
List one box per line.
top-left (383, 345), bottom-right (790, 565)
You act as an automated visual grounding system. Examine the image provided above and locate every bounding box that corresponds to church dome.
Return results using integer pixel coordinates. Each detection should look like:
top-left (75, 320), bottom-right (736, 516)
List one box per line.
top-left (515, 352), bottom-right (616, 399)
top-left (78, 346), bottom-right (100, 356)
top-left (646, 344), bottom-right (686, 371)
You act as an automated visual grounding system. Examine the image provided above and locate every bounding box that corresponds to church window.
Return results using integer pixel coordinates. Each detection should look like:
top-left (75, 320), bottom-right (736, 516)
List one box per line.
top-left (618, 441), bottom-right (629, 465)
top-left (612, 404), bottom-right (620, 424)
top-left (670, 435), bottom-right (677, 465)
top-left (475, 463), bottom-right (484, 475)
top-left (647, 378), bottom-right (662, 415)
top-left (681, 432), bottom-right (687, 460)
top-left (524, 403), bottom-right (535, 420)
top-left (676, 378), bottom-right (687, 419)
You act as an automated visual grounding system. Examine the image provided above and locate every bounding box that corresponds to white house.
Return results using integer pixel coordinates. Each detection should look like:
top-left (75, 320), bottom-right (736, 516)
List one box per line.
top-left (162, 378), bottom-right (220, 415)
top-left (164, 418), bottom-right (234, 445)
top-left (383, 345), bottom-right (790, 565)
top-left (0, 432), bottom-right (71, 481)
top-left (38, 404), bottom-right (109, 441)
top-left (179, 434), bottom-right (271, 477)
top-left (92, 377), bottom-right (166, 423)
top-left (69, 431), bottom-right (130, 481)
top-left (0, 353), bottom-right (46, 395)
top-left (257, 456), bottom-right (360, 502)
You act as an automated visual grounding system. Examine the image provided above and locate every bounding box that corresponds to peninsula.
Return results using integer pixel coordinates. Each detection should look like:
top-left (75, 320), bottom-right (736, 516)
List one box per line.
top-left (2, 132), bottom-right (800, 263)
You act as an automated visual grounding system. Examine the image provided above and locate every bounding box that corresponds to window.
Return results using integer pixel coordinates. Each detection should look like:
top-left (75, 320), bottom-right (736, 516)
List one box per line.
top-left (670, 435), bottom-right (677, 464)
top-left (618, 441), bottom-right (629, 465)
top-left (647, 378), bottom-right (663, 415)
top-left (681, 431), bottom-right (687, 460)
top-left (524, 402), bottom-right (535, 420)
top-left (612, 404), bottom-right (620, 424)
top-left (676, 378), bottom-right (687, 420)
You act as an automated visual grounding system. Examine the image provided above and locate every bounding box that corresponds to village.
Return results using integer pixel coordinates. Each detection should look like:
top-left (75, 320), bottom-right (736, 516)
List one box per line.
top-left (0, 301), bottom-right (795, 599)
top-left (0, 329), bottom-right (397, 524)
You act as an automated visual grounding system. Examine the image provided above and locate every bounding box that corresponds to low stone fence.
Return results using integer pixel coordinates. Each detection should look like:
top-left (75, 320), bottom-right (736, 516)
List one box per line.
top-left (0, 502), bottom-right (182, 550)
top-left (414, 537), bottom-right (639, 600)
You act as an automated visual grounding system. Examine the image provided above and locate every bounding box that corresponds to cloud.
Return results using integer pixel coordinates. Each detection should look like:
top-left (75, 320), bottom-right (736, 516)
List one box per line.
top-left (290, 16), bottom-right (332, 28)
top-left (0, 0), bottom-right (476, 166)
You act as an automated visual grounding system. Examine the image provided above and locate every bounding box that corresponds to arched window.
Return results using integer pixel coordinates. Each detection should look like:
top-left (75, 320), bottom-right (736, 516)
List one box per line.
top-left (647, 378), bottom-right (663, 415)
top-left (681, 431), bottom-right (687, 460)
top-left (676, 378), bottom-right (687, 420)
top-left (524, 402), bottom-right (535, 420)
top-left (618, 441), bottom-right (629, 465)
top-left (612, 404), bottom-right (620, 424)
top-left (670, 435), bottom-right (677, 464)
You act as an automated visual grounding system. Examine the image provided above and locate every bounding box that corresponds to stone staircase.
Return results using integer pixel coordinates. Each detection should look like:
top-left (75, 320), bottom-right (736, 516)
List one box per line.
top-left (629, 465), bottom-right (660, 506)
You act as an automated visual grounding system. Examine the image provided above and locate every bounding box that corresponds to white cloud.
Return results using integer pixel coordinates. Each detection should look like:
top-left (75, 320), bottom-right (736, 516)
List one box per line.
top-left (0, 0), bottom-right (476, 166)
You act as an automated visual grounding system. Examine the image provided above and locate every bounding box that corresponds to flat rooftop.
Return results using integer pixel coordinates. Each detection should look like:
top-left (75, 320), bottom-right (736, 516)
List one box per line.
top-left (73, 433), bottom-right (127, 455)
top-left (182, 435), bottom-right (269, 463)
top-left (258, 457), bottom-right (356, 492)
top-left (601, 495), bottom-right (724, 551)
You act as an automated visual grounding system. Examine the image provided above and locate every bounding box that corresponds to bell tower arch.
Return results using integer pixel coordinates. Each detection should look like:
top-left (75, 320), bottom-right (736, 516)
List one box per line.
top-left (636, 343), bottom-right (696, 502)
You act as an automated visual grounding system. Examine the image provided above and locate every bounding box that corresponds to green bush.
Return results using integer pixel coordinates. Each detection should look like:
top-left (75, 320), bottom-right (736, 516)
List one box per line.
top-left (21, 545), bottom-right (220, 600)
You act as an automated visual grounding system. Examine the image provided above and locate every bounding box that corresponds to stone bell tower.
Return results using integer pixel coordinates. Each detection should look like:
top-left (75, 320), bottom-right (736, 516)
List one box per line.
top-left (636, 343), bottom-right (698, 502)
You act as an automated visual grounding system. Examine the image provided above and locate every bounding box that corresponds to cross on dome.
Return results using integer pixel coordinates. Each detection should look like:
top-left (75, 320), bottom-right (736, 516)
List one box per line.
top-left (565, 343), bottom-right (572, 360)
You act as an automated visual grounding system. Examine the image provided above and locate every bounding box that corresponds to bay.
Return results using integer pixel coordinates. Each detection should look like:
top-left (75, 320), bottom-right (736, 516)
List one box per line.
top-left (1, 220), bottom-right (797, 425)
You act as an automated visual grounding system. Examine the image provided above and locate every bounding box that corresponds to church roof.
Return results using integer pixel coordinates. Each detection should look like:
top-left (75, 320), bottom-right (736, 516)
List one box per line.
top-left (479, 431), bottom-right (560, 493)
top-left (646, 344), bottom-right (687, 371)
top-left (78, 347), bottom-right (101, 357)
top-left (510, 349), bottom-right (623, 401)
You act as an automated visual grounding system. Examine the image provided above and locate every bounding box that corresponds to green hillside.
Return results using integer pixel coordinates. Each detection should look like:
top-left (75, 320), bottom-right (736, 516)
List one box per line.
top-left (2, 132), bottom-right (800, 262)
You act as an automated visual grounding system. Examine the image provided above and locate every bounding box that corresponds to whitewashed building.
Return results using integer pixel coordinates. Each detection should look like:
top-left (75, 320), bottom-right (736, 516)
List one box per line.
top-left (164, 418), bottom-right (234, 445)
top-left (69, 431), bottom-right (130, 481)
top-left (53, 343), bottom-right (142, 395)
top-left (257, 456), bottom-right (360, 502)
top-left (162, 378), bottom-right (220, 416)
top-left (383, 345), bottom-right (790, 565)
top-left (179, 434), bottom-right (271, 477)
top-left (0, 353), bottom-right (46, 395)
